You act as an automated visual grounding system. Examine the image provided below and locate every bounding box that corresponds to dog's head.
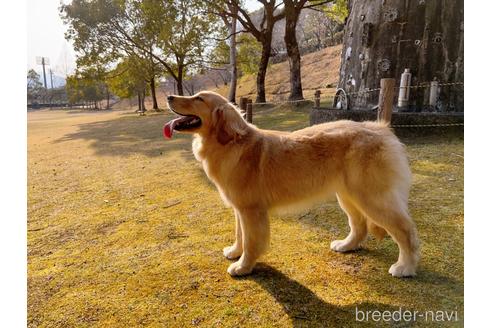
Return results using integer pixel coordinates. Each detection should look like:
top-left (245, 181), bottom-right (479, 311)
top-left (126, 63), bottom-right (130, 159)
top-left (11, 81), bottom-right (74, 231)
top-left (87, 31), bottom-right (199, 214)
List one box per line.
top-left (164, 91), bottom-right (248, 145)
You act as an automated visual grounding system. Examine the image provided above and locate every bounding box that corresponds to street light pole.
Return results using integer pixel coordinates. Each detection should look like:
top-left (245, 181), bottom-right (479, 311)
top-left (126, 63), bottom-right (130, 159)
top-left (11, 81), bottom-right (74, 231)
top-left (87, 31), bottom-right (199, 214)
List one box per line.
top-left (42, 58), bottom-right (47, 89)
top-left (50, 69), bottom-right (54, 89)
top-left (36, 56), bottom-right (50, 89)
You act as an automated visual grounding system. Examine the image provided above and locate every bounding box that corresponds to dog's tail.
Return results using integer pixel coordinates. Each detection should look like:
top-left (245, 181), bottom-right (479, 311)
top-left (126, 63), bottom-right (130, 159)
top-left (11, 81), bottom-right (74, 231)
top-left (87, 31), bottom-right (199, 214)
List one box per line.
top-left (367, 221), bottom-right (387, 240)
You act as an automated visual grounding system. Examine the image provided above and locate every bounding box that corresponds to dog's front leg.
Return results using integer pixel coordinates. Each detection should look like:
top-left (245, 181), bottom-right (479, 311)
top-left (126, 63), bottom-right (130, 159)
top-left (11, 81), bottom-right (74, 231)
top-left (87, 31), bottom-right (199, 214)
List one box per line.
top-left (227, 207), bottom-right (269, 276)
top-left (223, 209), bottom-right (243, 259)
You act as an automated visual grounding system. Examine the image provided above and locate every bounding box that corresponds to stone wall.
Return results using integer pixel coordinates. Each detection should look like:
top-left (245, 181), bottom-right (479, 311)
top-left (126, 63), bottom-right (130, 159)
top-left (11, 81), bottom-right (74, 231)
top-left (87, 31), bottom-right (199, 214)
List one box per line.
top-left (310, 108), bottom-right (464, 135)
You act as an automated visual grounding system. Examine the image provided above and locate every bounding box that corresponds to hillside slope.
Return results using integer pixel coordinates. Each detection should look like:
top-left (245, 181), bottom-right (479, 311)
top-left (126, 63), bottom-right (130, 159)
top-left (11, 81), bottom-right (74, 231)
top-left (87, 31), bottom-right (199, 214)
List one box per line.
top-left (116, 44), bottom-right (342, 110)
top-left (213, 44), bottom-right (342, 102)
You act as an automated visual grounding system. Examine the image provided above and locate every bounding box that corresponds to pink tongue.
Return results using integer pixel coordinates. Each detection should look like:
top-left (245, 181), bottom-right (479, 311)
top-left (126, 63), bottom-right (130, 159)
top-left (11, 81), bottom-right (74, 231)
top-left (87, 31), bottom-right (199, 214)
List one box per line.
top-left (163, 118), bottom-right (180, 139)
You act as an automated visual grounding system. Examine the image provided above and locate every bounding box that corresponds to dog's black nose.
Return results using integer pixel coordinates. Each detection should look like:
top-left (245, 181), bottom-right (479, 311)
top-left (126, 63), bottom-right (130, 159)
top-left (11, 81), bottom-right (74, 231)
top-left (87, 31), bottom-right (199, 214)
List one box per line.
top-left (167, 95), bottom-right (174, 101)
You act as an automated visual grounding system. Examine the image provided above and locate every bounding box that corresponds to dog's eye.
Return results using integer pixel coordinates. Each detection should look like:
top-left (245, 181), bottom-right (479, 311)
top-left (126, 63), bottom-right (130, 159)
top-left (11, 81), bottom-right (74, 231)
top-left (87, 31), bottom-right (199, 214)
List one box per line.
top-left (196, 96), bottom-right (204, 102)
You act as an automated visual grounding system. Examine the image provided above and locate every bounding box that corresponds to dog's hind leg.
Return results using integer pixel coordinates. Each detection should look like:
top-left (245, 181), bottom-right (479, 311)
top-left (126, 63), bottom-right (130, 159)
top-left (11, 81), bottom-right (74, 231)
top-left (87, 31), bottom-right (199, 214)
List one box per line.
top-left (227, 207), bottom-right (269, 276)
top-left (331, 193), bottom-right (368, 252)
top-left (353, 193), bottom-right (419, 277)
top-left (223, 209), bottom-right (243, 260)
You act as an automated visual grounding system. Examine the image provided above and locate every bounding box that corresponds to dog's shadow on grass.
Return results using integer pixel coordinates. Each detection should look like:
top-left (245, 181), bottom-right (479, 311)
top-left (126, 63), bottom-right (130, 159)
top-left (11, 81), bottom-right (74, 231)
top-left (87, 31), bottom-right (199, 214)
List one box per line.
top-left (243, 263), bottom-right (417, 327)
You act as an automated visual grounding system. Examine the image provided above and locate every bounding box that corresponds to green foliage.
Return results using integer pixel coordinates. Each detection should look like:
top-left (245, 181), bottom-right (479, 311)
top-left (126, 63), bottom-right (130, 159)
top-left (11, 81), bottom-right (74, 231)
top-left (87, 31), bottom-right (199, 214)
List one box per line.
top-left (27, 69), bottom-right (44, 102)
top-left (61, 0), bottom-right (122, 68)
top-left (210, 40), bottom-right (230, 68)
top-left (237, 34), bottom-right (262, 76)
top-left (61, 0), bottom-right (221, 93)
top-left (66, 69), bottom-right (107, 105)
top-left (302, 8), bottom-right (344, 48)
top-left (108, 56), bottom-right (149, 99)
top-left (324, 0), bottom-right (349, 23)
top-left (27, 69), bottom-right (42, 90)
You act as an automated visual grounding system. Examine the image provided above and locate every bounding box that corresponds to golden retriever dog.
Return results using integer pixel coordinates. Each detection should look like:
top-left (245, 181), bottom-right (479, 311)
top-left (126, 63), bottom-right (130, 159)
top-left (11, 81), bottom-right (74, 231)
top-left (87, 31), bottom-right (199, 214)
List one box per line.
top-left (164, 91), bottom-right (419, 278)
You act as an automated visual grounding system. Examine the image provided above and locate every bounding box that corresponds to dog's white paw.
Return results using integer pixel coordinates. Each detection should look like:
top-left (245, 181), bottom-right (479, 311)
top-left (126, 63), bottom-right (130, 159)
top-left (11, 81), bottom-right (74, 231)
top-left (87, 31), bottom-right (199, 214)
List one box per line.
top-left (330, 239), bottom-right (360, 252)
top-left (223, 245), bottom-right (242, 260)
top-left (227, 261), bottom-right (253, 276)
top-left (389, 262), bottom-right (416, 277)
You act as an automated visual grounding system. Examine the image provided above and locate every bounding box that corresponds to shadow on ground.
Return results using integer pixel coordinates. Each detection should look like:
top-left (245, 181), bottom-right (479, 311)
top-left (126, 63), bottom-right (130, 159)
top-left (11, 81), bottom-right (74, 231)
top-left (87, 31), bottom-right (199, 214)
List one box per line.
top-left (244, 264), bottom-right (419, 327)
top-left (54, 112), bottom-right (192, 158)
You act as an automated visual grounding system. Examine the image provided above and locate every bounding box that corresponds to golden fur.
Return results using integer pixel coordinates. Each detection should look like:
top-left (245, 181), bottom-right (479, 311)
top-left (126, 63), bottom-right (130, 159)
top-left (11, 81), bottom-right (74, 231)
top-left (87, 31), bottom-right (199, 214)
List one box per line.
top-left (166, 91), bottom-right (419, 277)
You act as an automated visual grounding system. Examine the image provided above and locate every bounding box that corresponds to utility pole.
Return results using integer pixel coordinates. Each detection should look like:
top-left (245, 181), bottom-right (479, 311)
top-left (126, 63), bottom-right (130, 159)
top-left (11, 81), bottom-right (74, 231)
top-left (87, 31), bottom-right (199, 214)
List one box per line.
top-left (50, 69), bottom-right (54, 89)
top-left (36, 56), bottom-right (50, 89)
top-left (42, 58), bottom-right (47, 88)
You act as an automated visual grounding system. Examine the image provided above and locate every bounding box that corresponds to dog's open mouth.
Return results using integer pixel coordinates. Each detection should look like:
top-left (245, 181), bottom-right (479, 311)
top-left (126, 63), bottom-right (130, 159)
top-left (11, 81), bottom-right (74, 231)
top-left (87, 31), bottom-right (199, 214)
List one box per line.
top-left (163, 115), bottom-right (202, 139)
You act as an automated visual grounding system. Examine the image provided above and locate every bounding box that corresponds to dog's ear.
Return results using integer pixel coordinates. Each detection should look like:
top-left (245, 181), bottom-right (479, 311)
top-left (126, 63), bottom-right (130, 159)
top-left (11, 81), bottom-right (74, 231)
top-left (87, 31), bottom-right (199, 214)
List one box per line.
top-left (212, 104), bottom-right (247, 145)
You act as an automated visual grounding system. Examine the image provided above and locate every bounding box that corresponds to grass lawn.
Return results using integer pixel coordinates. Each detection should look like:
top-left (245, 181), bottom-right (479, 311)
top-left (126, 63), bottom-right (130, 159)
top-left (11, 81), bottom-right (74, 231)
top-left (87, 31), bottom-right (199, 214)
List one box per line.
top-left (28, 105), bottom-right (463, 327)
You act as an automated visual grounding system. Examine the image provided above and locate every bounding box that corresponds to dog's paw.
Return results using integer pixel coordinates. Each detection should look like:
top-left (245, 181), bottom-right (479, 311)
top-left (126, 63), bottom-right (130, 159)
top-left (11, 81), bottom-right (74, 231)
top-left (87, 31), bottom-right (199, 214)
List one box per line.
top-left (223, 245), bottom-right (242, 260)
top-left (227, 261), bottom-right (253, 277)
top-left (389, 262), bottom-right (416, 277)
top-left (330, 239), bottom-right (360, 252)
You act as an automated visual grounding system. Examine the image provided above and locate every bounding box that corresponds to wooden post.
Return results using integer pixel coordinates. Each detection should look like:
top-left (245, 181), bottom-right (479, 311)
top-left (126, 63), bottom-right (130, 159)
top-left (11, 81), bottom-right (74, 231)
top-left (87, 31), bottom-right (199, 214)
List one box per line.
top-left (377, 78), bottom-right (395, 123)
top-left (239, 97), bottom-right (247, 112)
top-left (314, 90), bottom-right (321, 108)
top-left (246, 98), bottom-right (253, 123)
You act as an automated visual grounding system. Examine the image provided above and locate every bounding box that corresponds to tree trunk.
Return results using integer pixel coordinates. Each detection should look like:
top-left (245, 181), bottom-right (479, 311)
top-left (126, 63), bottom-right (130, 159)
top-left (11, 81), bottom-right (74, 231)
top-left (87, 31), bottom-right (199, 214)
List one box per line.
top-left (176, 65), bottom-right (184, 96)
top-left (338, 0), bottom-right (464, 111)
top-left (227, 0), bottom-right (282, 104)
top-left (256, 36), bottom-right (271, 103)
top-left (141, 91), bottom-right (146, 111)
top-left (137, 92), bottom-right (142, 111)
top-left (284, 1), bottom-right (304, 101)
top-left (327, 24), bottom-right (335, 47)
top-left (149, 77), bottom-right (159, 110)
top-left (106, 88), bottom-right (110, 109)
top-left (227, 7), bottom-right (238, 103)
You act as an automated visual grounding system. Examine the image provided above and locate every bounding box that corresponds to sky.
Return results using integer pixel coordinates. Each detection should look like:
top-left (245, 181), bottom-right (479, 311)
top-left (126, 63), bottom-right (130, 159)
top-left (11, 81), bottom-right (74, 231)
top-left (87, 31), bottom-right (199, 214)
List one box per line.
top-left (27, 0), bottom-right (74, 76)
top-left (27, 0), bottom-right (263, 78)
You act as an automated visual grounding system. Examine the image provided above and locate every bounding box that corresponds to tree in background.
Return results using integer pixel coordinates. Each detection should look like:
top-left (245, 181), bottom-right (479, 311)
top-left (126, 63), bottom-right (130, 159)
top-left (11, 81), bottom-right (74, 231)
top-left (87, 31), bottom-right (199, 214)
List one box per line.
top-left (127, 52), bottom-right (162, 110)
top-left (139, 0), bottom-right (220, 95)
top-left (226, 4), bottom-right (238, 103)
top-left (302, 9), bottom-right (344, 49)
top-left (206, 35), bottom-right (234, 92)
top-left (212, 1), bottom-right (240, 103)
top-left (61, 0), bottom-right (220, 97)
top-left (148, 56), bottom-right (161, 110)
top-left (108, 57), bottom-right (150, 112)
top-left (324, 0), bottom-right (349, 23)
top-left (208, 33), bottom-right (261, 86)
top-left (66, 69), bottom-right (108, 109)
top-left (283, 0), bottom-right (338, 101)
top-left (237, 34), bottom-right (263, 77)
top-left (27, 69), bottom-right (44, 104)
top-left (218, 0), bottom-right (285, 103)
top-left (218, 0), bottom-right (335, 102)
top-left (283, 0), bottom-right (308, 100)
top-left (62, 0), bottom-right (159, 106)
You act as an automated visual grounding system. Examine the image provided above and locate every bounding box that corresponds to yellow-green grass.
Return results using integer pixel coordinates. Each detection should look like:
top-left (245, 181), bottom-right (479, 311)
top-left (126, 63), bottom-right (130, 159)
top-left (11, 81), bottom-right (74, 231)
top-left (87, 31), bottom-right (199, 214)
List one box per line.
top-left (28, 106), bottom-right (463, 327)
